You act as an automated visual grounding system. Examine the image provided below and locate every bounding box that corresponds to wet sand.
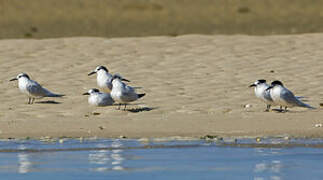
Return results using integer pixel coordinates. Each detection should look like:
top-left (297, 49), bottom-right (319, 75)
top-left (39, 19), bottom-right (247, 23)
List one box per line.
top-left (1, 34), bottom-right (323, 139)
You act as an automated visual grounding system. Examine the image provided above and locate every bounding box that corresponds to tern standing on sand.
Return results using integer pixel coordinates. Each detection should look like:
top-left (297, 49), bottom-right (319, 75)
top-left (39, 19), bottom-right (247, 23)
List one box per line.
top-left (110, 75), bottom-right (145, 110)
top-left (83, 88), bottom-right (114, 106)
top-left (10, 73), bottom-right (64, 104)
top-left (249, 79), bottom-right (275, 111)
top-left (266, 80), bottom-right (315, 111)
top-left (88, 66), bottom-right (130, 93)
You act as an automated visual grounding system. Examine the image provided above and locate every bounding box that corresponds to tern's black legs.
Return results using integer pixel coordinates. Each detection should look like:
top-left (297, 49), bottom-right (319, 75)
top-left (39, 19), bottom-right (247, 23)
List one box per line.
top-left (265, 104), bottom-right (271, 112)
top-left (116, 103), bottom-right (128, 110)
top-left (28, 97), bottom-right (35, 104)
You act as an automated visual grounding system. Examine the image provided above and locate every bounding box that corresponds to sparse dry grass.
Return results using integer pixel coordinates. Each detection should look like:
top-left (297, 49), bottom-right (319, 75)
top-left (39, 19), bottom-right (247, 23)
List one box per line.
top-left (1, 0), bottom-right (323, 39)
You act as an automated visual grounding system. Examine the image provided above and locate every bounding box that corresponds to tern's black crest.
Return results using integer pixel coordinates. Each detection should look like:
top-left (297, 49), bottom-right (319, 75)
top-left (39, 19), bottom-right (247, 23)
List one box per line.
top-left (271, 80), bottom-right (283, 86)
top-left (97, 66), bottom-right (108, 72)
top-left (92, 88), bottom-right (100, 93)
top-left (19, 73), bottom-right (30, 79)
top-left (112, 74), bottom-right (122, 80)
top-left (257, 79), bottom-right (266, 83)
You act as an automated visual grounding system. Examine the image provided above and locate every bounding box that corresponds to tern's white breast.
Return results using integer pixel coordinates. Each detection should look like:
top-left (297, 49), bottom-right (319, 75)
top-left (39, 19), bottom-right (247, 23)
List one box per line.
top-left (97, 71), bottom-right (113, 91)
top-left (18, 78), bottom-right (31, 96)
top-left (255, 84), bottom-right (274, 105)
top-left (111, 80), bottom-right (124, 103)
top-left (270, 86), bottom-right (288, 106)
top-left (255, 84), bottom-right (267, 100)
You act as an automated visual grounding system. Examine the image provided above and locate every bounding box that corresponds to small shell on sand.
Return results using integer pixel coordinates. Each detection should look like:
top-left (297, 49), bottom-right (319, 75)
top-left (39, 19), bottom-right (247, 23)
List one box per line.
top-left (244, 104), bottom-right (252, 108)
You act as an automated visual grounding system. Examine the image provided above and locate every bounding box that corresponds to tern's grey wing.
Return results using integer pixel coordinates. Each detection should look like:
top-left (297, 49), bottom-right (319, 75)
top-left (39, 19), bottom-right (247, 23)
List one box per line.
top-left (122, 85), bottom-right (138, 101)
top-left (264, 90), bottom-right (274, 102)
top-left (27, 80), bottom-right (63, 97)
top-left (280, 89), bottom-right (299, 105)
top-left (106, 82), bottom-right (113, 90)
top-left (106, 74), bottom-right (113, 89)
top-left (122, 92), bottom-right (138, 102)
top-left (26, 81), bottom-right (48, 97)
top-left (100, 93), bottom-right (114, 105)
top-left (281, 88), bottom-right (315, 108)
top-left (125, 85), bottom-right (135, 93)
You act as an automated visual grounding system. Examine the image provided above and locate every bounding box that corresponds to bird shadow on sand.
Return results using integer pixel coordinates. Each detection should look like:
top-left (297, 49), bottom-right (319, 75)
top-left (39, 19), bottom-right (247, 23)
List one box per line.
top-left (272, 108), bottom-right (315, 113)
top-left (126, 107), bottom-right (158, 113)
top-left (111, 103), bottom-right (158, 113)
top-left (272, 109), bottom-right (286, 113)
top-left (35, 100), bottom-right (62, 104)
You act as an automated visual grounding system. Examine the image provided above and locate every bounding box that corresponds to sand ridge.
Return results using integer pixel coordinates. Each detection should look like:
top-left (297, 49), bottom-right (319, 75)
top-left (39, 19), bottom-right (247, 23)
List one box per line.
top-left (0, 34), bottom-right (323, 139)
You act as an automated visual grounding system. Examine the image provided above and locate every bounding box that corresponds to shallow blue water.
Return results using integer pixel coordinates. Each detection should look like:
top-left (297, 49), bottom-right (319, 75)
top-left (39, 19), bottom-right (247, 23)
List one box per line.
top-left (0, 139), bottom-right (322, 180)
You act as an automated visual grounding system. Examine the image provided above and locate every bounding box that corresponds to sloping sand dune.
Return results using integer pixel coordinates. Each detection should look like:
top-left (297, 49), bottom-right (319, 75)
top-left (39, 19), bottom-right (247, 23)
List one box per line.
top-left (1, 34), bottom-right (323, 139)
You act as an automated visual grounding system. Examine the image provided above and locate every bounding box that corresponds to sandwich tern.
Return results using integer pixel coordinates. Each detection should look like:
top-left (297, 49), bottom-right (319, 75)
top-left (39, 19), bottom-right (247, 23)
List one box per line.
top-left (110, 75), bottom-right (145, 110)
top-left (266, 80), bottom-right (315, 111)
top-left (249, 79), bottom-right (275, 111)
top-left (88, 65), bottom-right (130, 92)
top-left (10, 73), bottom-right (64, 104)
top-left (83, 88), bottom-right (114, 106)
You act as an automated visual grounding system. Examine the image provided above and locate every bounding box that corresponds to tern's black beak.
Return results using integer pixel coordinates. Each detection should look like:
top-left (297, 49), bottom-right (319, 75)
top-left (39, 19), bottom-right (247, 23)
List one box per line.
top-left (82, 92), bottom-right (90, 95)
top-left (9, 77), bottom-right (18, 81)
top-left (266, 86), bottom-right (273, 91)
top-left (88, 71), bottom-right (96, 76)
top-left (249, 84), bottom-right (256, 87)
top-left (121, 78), bottom-right (130, 82)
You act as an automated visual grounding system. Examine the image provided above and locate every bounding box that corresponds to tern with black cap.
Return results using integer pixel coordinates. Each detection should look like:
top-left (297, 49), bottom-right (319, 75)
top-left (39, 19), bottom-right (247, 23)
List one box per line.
top-left (88, 65), bottom-right (130, 93)
top-left (266, 80), bottom-right (315, 111)
top-left (83, 88), bottom-right (114, 106)
top-left (10, 73), bottom-right (64, 104)
top-left (249, 79), bottom-right (275, 111)
top-left (110, 74), bottom-right (145, 110)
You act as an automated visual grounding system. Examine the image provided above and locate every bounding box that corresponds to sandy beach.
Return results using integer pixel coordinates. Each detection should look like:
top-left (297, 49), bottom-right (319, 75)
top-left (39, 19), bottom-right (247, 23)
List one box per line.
top-left (0, 33), bottom-right (323, 139)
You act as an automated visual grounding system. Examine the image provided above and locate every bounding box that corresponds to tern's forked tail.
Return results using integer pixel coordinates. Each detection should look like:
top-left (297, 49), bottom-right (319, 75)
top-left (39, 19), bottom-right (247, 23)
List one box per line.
top-left (297, 99), bottom-right (316, 109)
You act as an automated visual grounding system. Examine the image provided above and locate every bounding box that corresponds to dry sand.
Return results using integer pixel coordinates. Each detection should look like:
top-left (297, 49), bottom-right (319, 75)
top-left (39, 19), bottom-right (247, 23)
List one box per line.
top-left (1, 33), bottom-right (323, 139)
